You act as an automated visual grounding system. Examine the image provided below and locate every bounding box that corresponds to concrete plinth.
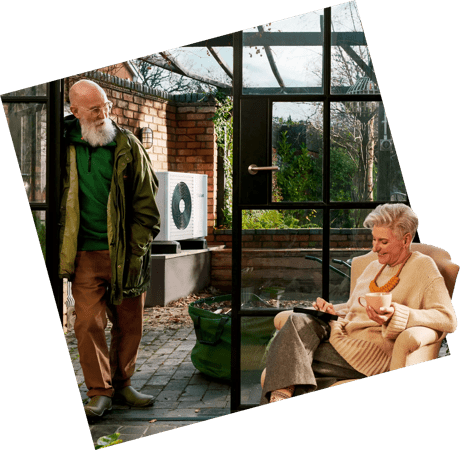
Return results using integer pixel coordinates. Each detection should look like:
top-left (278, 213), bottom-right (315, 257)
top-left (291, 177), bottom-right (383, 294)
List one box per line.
top-left (145, 249), bottom-right (211, 307)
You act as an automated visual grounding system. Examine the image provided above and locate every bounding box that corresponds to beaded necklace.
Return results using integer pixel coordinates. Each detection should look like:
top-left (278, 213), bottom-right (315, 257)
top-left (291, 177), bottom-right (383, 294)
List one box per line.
top-left (369, 252), bottom-right (412, 293)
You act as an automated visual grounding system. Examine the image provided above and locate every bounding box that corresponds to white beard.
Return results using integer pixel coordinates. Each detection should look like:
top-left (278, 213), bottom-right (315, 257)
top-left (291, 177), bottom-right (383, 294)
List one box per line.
top-left (80, 117), bottom-right (117, 147)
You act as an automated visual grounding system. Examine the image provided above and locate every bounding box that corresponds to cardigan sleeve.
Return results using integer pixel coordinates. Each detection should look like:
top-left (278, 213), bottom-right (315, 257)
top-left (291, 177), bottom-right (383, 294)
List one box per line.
top-left (382, 276), bottom-right (457, 340)
top-left (334, 302), bottom-right (351, 317)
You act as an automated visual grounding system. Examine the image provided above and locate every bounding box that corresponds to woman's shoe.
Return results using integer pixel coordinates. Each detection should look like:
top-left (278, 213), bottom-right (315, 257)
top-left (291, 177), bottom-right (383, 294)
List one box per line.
top-left (269, 386), bottom-right (295, 403)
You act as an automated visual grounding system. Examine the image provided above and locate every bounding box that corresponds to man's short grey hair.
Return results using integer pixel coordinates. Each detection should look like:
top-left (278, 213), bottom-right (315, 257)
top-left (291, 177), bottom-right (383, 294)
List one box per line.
top-left (363, 203), bottom-right (418, 241)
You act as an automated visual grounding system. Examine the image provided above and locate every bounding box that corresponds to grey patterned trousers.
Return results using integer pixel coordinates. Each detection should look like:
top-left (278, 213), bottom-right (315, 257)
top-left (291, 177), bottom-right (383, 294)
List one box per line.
top-left (260, 312), bottom-right (366, 405)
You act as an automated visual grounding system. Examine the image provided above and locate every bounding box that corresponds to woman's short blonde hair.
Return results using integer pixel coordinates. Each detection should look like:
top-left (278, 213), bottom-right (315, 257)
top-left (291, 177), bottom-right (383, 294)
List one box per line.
top-left (363, 203), bottom-right (418, 241)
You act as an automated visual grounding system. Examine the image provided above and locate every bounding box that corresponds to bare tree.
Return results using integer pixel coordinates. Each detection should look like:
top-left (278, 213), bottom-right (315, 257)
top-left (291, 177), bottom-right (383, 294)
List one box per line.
top-left (132, 51), bottom-right (229, 95)
top-left (307, 1), bottom-right (379, 207)
top-left (133, 57), bottom-right (199, 93)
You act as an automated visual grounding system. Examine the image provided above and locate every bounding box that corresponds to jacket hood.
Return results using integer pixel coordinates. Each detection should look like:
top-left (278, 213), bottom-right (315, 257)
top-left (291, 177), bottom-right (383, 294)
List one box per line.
top-left (63, 114), bottom-right (79, 140)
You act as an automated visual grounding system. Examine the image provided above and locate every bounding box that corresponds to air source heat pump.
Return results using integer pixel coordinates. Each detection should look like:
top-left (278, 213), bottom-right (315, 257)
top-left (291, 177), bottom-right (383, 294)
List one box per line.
top-left (155, 171), bottom-right (208, 241)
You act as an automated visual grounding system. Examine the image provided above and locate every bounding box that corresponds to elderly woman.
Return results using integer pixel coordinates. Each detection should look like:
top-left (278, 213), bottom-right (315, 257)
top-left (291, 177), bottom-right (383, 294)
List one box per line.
top-left (260, 203), bottom-right (457, 404)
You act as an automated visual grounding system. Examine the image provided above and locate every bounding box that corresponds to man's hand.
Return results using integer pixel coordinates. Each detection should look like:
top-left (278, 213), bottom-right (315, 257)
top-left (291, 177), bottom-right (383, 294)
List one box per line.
top-left (365, 305), bottom-right (395, 325)
top-left (312, 297), bottom-right (337, 315)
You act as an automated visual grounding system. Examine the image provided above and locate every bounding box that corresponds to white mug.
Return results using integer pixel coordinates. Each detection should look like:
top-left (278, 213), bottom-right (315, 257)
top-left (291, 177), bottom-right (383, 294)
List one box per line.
top-left (358, 292), bottom-right (392, 312)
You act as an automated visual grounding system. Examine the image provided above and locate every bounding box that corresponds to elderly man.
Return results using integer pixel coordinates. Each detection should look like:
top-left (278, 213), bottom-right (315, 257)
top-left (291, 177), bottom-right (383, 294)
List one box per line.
top-left (60, 79), bottom-right (161, 418)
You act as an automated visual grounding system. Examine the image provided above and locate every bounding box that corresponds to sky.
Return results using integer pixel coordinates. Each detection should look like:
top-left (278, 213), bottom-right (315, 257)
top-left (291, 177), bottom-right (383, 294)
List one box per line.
top-left (158, 2), bottom-right (369, 121)
top-left (160, 1), bottom-right (363, 93)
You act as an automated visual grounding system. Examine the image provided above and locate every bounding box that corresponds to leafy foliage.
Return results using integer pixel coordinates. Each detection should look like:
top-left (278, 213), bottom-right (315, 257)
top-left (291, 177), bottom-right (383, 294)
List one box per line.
top-left (212, 92), bottom-right (233, 227)
top-left (275, 130), bottom-right (318, 203)
top-left (95, 433), bottom-right (122, 448)
top-left (212, 98), bottom-right (396, 230)
top-left (242, 210), bottom-right (285, 229)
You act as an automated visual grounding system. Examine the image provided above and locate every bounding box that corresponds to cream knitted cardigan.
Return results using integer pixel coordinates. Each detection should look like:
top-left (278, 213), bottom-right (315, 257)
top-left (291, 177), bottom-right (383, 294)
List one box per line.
top-left (329, 251), bottom-right (457, 376)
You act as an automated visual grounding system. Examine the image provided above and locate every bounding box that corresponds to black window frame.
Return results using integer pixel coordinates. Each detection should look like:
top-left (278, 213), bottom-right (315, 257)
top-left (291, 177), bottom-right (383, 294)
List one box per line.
top-left (230, 7), bottom-right (416, 412)
top-left (1, 80), bottom-right (64, 323)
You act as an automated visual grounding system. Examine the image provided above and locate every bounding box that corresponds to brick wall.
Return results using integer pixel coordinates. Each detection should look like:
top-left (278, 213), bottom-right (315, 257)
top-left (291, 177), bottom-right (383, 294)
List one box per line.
top-left (66, 74), bottom-right (177, 173)
top-left (212, 228), bottom-right (373, 249)
top-left (209, 247), bottom-right (371, 295)
top-left (209, 229), bottom-right (373, 293)
top-left (171, 105), bottom-right (218, 236)
top-left (65, 73), bottom-right (218, 239)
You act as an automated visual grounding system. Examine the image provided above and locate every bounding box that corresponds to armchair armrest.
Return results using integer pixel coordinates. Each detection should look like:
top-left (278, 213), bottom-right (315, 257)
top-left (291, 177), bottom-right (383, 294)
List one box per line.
top-left (389, 326), bottom-right (445, 371)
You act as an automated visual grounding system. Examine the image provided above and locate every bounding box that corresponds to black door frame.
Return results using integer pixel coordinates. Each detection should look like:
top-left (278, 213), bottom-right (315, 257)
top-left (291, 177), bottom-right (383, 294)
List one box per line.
top-left (2, 80), bottom-right (64, 323)
top-left (230, 8), bottom-right (415, 412)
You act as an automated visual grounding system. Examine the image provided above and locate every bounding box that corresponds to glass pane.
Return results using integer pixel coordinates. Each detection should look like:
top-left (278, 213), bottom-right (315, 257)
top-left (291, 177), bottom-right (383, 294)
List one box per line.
top-left (331, 1), bottom-right (377, 94)
top-left (240, 316), bottom-right (276, 406)
top-left (328, 209), bottom-right (374, 303)
top-left (243, 9), bottom-right (324, 95)
top-left (241, 209), bottom-right (323, 311)
top-left (3, 103), bottom-right (47, 202)
top-left (32, 210), bottom-right (46, 260)
top-left (330, 102), bottom-right (405, 202)
top-left (139, 46), bottom-right (232, 93)
top-left (2, 83), bottom-right (47, 96)
top-left (272, 102), bottom-right (323, 202)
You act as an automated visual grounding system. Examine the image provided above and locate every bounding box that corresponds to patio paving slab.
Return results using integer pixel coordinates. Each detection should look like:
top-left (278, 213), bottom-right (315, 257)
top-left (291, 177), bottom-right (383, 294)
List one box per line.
top-left (65, 324), bottom-right (232, 444)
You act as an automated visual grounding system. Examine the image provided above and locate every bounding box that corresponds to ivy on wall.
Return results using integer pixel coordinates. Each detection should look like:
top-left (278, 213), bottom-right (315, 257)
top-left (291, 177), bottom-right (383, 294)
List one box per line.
top-left (212, 93), bottom-right (233, 228)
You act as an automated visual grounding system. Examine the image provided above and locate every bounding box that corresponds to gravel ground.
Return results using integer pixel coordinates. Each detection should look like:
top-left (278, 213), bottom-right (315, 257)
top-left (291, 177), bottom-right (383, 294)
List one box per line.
top-left (64, 286), bottom-right (224, 335)
top-left (141, 287), bottom-right (220, 330)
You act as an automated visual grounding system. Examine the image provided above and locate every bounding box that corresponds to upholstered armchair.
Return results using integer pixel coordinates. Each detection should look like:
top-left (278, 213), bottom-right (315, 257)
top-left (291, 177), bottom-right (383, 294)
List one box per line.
top-left (261, 243), bottom-right (458, 389)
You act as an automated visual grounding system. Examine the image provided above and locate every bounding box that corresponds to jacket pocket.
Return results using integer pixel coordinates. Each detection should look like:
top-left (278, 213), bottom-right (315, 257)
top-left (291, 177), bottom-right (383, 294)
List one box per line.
top-left (123, 254), bottom-right (143, 289)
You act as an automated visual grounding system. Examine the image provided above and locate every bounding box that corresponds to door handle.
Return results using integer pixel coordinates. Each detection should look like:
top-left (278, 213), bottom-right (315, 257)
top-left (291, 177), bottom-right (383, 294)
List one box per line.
top-left (248, 164), bottom-right (279, 175)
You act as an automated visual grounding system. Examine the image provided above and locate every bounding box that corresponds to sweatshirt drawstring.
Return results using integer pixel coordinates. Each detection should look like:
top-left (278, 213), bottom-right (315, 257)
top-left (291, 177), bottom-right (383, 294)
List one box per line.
top-left (88, 148), bottom-right (92, 173)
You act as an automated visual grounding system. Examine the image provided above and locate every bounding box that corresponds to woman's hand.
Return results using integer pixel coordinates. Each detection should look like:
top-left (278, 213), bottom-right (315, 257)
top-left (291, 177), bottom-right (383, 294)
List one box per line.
top-left (312, 297), bottom-right (337, 315)
top-left (366, 305), bottom-right (395, 325)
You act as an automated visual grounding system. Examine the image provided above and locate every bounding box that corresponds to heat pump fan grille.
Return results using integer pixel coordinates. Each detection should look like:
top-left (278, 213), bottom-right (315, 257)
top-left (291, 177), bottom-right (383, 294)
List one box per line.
top-left (171, 182), bottom-right (192, 230)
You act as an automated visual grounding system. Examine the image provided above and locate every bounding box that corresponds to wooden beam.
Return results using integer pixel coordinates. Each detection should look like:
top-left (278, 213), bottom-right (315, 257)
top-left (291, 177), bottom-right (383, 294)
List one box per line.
top-left (184, 31), bottom-right (366, 48)
top-left (185, 33), bottom-right (233, 47)
top-left (339, 44), bottom-right (376, 83)
top-left (243, 31), bottom-right (366, 47)
top-left (139, 54), bottom-right (232, 90)
top-left (257, 26), bottom-right (285, 88)
top-left (159, 52), bottom-right (186, 75)
top-left (207, 46), bottom-right (233, 79)
top-left (138, 27), bottom-right (370, 92)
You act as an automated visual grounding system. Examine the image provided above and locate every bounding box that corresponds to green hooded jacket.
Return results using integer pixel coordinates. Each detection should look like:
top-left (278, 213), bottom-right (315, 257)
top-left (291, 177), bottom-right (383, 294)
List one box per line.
top-left (59, 116), bottom-right (161, 305)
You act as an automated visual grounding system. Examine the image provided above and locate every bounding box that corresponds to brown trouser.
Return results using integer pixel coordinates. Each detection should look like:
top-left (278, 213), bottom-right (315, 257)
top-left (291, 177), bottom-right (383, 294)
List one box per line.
top-left (72, 250), bottom-right (145, 398)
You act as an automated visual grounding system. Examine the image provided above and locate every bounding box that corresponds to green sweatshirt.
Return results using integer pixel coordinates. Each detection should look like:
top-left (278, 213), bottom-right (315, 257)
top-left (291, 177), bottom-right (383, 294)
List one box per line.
top-left (68, 121), bottom-right (117, 251)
